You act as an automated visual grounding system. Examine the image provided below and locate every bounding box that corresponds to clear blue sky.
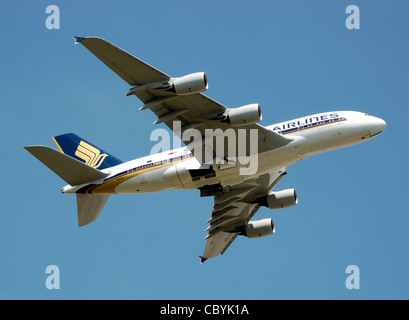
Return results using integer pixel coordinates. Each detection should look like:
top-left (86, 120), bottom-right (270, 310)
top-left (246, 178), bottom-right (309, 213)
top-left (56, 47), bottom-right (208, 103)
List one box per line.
top-left (1, 0), bottom-right (408, 299)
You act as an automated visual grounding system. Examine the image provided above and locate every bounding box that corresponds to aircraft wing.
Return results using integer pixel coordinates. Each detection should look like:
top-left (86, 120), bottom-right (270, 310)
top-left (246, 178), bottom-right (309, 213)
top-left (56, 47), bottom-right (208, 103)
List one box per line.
top-left (73, 36), bottom-right (170, 85)
top-left (75, 37), bottom-right (293, 163)
top-left (199, 167), bottom-right (287, 263)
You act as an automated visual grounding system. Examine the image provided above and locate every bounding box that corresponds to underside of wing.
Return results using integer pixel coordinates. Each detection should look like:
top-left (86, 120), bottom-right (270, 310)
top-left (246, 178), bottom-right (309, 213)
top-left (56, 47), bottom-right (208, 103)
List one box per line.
top-left (199, 168), bottom-right (288, 262)
top-left (199, 232), bottom-right (238, 264)
top-left (75, 37), bottom-right (293, 165)
top-left (75, 36), bottom-right (170, 86)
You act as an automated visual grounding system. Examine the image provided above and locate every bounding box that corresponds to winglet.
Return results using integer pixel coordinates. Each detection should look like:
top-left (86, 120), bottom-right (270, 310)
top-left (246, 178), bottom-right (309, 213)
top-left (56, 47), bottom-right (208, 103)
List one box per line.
top-left (198, 256), bottom-right (207, 264)
top-left (73, 36), bottom-right (85, 44)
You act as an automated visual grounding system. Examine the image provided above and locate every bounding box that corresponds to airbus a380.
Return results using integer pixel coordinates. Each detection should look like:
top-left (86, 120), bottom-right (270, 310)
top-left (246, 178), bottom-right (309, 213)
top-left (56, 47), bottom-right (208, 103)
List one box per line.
top-left (25, 37), bottom-right (386, 263)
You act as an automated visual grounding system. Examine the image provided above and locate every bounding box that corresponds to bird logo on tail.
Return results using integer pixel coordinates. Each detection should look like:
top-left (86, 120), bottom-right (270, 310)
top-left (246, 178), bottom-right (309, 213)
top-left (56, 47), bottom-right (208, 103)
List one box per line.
top-left (75, 140), bottom-right (108, 169)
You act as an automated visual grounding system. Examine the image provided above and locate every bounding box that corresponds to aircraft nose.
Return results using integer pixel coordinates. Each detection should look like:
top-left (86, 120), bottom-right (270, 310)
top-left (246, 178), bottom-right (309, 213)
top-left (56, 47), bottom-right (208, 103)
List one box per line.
top-left (368, 116), bottom-right (386, 137)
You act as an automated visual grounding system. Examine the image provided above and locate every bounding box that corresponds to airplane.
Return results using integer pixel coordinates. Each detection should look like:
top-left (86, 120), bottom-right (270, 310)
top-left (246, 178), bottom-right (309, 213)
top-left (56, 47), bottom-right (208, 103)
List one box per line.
top-left (25, 36), bottom-right (386, 263)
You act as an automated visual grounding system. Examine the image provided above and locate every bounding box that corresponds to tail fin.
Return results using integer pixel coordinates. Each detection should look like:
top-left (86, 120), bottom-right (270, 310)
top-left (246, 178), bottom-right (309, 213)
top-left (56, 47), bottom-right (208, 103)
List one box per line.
top-left (53, 133), bottom-right (123, 170)
top-left (25, 145), bottom-right (111, 227)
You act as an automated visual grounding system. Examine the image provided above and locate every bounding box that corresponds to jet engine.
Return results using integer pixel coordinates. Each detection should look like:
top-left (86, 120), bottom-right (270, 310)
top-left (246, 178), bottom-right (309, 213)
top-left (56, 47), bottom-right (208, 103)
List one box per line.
top-left (263, 189), bottom-right (298, 209)
top-left (223, 104), bottom-right (262, 126)
top-left (244, 218), bottom-right (275, 238)
top-left (168, 72), bottom-right (208, 95)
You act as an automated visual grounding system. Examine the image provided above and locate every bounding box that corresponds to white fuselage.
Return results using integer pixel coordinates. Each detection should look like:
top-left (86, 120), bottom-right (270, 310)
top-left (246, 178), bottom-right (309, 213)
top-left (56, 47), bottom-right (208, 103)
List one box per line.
top-left (62, 111), bottom-right (386, 195)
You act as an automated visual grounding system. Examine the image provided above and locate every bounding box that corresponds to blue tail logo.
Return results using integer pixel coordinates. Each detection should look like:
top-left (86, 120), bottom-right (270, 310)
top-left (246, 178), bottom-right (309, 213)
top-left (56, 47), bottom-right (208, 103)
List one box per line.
top-left (53, 133), bottom-right (123, 170)
top-left (75, 140), bottom-right (108, 169)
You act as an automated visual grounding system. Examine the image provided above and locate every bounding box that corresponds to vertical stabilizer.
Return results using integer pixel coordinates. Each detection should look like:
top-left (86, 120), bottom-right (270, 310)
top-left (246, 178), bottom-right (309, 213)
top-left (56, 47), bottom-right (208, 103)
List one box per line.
top-left (53, 133), bottom-right (123, 170)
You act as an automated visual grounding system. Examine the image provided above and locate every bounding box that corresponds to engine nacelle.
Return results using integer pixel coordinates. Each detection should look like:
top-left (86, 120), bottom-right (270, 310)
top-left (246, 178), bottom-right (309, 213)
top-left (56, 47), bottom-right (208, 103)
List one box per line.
top-left (224, 104), bottom-right (262, 126)
top-left (169, 72), bottom-right (208, 95)
top-left (244, 218), bottom-right (275, 238)
top-left (265, 189), bottom-right (298, 209)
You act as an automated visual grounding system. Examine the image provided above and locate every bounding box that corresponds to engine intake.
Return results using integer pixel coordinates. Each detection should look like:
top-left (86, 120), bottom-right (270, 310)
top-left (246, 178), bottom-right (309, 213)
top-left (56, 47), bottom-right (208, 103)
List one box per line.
top-left (244, 218), bottom-right (275, 238)
top-left (223, 104), bottom-right (262, 126)
top-left (262, 189), bottom-right (298, 209)
top-left (168, 72), bottom-right (208, 95)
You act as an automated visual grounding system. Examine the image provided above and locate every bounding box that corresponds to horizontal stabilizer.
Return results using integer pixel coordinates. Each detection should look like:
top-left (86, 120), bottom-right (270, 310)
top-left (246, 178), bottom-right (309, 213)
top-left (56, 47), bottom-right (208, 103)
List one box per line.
top-left (24, 146), bottom-right (109, 186)
top-left (77, 194), bottom-right (110, 227)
